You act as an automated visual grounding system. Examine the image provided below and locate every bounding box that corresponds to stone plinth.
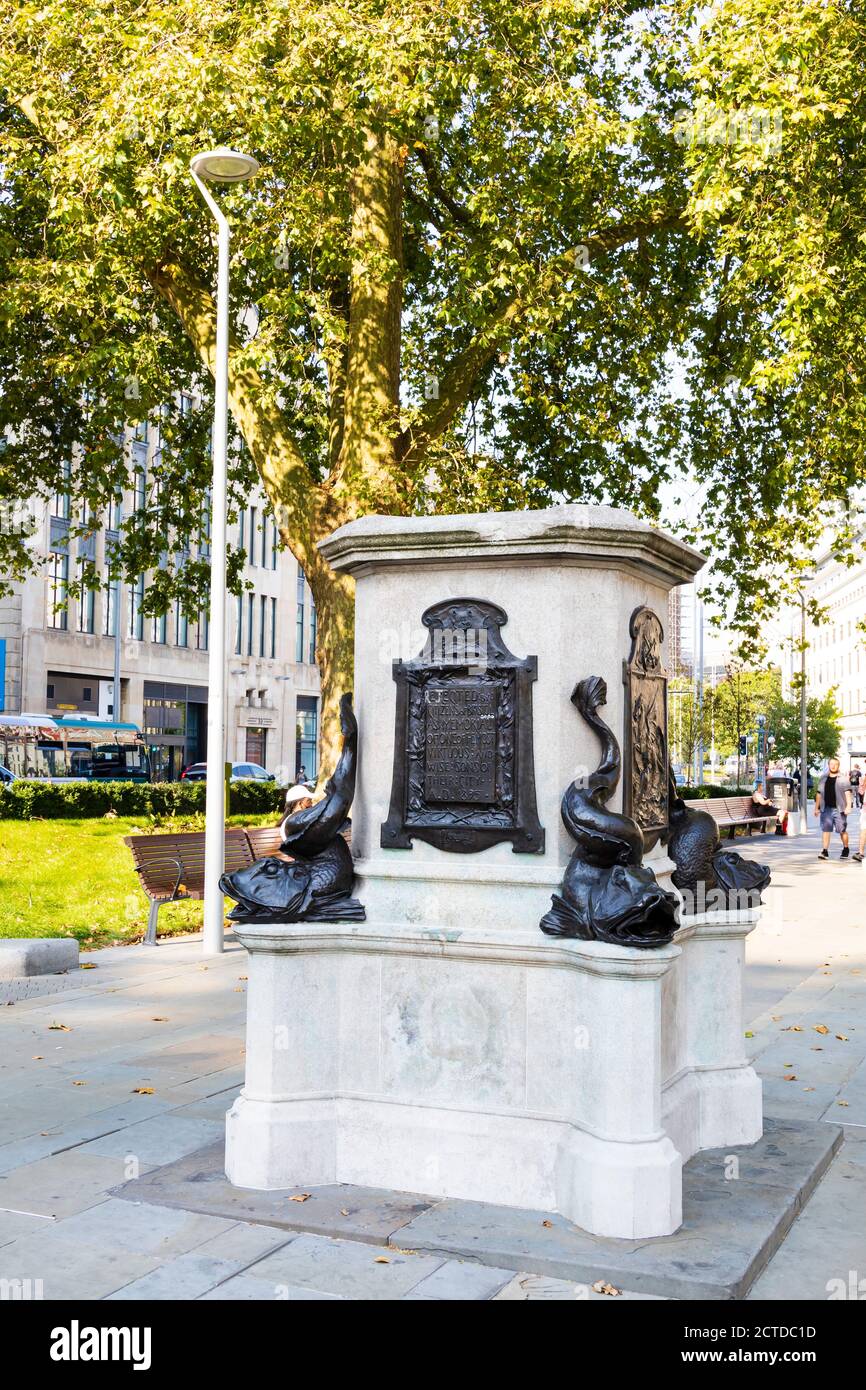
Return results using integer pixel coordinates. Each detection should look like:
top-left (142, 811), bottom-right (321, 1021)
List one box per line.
top-left (225, 504), bottom-right (765, 1239)
top-left (322, 505), bottom-right (703, 925)
top-left (226, 922), bottom-right (684, 1238)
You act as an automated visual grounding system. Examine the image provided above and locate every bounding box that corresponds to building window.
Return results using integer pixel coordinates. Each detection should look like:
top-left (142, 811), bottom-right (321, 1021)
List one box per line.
top-left (196, 609), bottom-right (209, 651)
top-left (134, 463), bottom-right (147, 512)
top-left (261, 515), bottom-right (268, 568)
top-left (238, 509), bottom-right (245, 555)
top-left (133, 418), bottom-right (148, 443)
top-left (151, 611), bottom-right (167, 645)
top-left (309, 596), bottom-right (317, 664)
top-left (52, 463), bottom-right (71, 520)
top-left (176, 603), bottom-right (189, 648)
top-left (247, 593), bottom-right (254, 656)
top-left (296, 565), bottom-right (305, 663)
top-left (296, 695), bottom-right (318, 780)
top-left (270, 597), bottom-right (277, 659)
top-left (249, 506), bottom-right (257, 567)
top-left (104, 574), bottom-right (119, 637)
top-left (235, 594), bottom-right (243, 656)
top-left (259, 594), bottom-right (267, 657)
top-left (271, 526), bottom-right (278, 569)
top-left (108, 493), bottom-right (123, 532)
top-left (76, 570), bottom-right (95, 635)
top-left (129, 574), bottom-right (145, 640)
top-left (48, 549), bottom-right (69, 629)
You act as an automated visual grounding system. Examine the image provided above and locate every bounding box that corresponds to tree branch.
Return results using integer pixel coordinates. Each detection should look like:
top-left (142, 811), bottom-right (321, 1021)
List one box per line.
top-left (147, 257), bottom-right (335, 560)
top-left (396, 208), bottom-right (689, 469)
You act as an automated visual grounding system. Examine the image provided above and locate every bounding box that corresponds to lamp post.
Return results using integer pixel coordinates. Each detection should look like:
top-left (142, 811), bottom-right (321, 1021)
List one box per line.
top-left (190, 147), bottom-right (260, 955)
top-left (799, 590), bottom-right (809, 835)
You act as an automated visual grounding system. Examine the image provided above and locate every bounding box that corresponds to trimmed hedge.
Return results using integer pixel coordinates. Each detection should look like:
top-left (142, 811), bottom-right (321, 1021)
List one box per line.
top-left (0, 779), bottom-right (288, 820)
top-left (678, 784), bottom-right (755, 800)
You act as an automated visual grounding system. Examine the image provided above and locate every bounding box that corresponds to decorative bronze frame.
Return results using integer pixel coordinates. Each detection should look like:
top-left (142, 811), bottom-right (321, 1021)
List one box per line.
top-left (622, 605), bottom-right (669, 849)
top-left (381, 598), bottom-right (545, 855)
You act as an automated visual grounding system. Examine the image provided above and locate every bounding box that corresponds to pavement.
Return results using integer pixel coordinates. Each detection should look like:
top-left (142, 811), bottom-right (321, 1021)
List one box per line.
top-left (0, 817), bottom-right (864, 1302)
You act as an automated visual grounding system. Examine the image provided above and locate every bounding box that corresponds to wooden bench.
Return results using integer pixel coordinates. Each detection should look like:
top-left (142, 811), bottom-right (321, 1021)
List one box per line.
top-left (124, 827), bottom-right (285, 945)
top-left (683, 795), bottom-right (776, 838)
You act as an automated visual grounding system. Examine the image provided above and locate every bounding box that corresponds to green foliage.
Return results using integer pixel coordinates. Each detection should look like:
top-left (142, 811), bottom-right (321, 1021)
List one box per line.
top-left (768, 687), bottom-right (843, 764)
top-left (679, 783), bottom-right (754, 799)
top-left (0, 779), bottom-right (286, 820)
top-left (710, 664), bottom-right (783, 755)
top-left (1, 0), bottom-right (864, 658)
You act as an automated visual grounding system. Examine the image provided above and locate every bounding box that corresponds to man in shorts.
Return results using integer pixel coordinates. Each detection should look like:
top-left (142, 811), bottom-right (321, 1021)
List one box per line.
top-left (815, 758), bottom-right (853, 860)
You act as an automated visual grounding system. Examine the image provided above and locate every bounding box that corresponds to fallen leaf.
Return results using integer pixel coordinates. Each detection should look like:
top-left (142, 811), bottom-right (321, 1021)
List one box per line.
top-left (389, 1247), bottom-right (418, 1256)
top-left (814, 1025), bottom-right (830, 1035)
top-left (836, 1034), bottom-right (849, 1042)
top-left (48, 1023), bottom-right (71, 1032)
top-left (238, 976), bottom-right (248, 981)
top-left (744, 1031), bottom-right (754, 1038)
top-left (804, 1087), bottom-right (815, 1092)
top-left (771, 1015), bottom-right (781, 1021)
top-left (289, 1193), bottom-right (311, 1203)
top-left (32, 1055), bottom-right (43, 1060)
top-left (72, 1080), bottom-right (86, 1086)
top-left (374, 1256), bottom-right (390, 1264)
top-left (838, 1101), bottom-right (850, 1107)
top-left (782, 1025), bottom-right (803, 1033)
top-left (80, 963), bottom-right (97, 970)
top-left (812, 1047), bottom-right (824, 1051)
top-left (340, 1208), bottom-right (350, 1216)
top-left (151, 1017), bottom-right (168, 1022)
top-left (542, 1220), bottom-right (553, 1228)
top-left (131, 1087), bottom-right (155, 1095)
top-left (592, 1280), bottom-right (621, 1297)
top-left (783, 1074), bottom-right (797, 1081)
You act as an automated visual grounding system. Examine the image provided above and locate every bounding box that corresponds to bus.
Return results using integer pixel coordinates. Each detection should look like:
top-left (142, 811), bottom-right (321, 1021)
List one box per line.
top-left (0, 713), bottom-right (152, 782)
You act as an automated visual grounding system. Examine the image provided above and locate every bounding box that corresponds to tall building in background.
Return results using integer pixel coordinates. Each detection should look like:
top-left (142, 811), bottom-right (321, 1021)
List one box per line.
top-left (778, 542), bottom-right (866, 764)
top-left (0, 419), bottom-right (320, 780)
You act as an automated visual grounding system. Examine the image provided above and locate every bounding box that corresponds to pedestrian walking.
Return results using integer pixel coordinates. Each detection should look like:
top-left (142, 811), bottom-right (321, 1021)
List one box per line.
top-left (815, 758), bottom-right (853, 860)
top-left (851, 762), bottom-right (862, 809)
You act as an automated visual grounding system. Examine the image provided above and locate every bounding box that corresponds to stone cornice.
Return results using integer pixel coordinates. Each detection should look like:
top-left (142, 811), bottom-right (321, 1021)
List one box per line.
top-left (318, 504), bottom-right (705, 588)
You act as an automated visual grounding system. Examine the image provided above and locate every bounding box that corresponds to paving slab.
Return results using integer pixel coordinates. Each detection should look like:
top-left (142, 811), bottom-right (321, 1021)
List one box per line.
top-left (0, 1150), bottom-right (128, 1219)
top-left (113, 1140), bottom-right (437, 1243)
top-left (748, 1157), bottom-right (866, 1300)
top-left (200, 1273), bottom-right (342, 1300)
top-left (79, 1113), bottom-right (224, 1166)
top-left (110, 1117), bottom-right (841, 1300)
top-left (245, 1233), bottom-right (444, 1300)
top-left (106, 1251), bottom-right (253, 1301)
top-left (493, 1274), bottom-right (664, 1300)
top-left (406, 1259), bottom-right (514, 1301)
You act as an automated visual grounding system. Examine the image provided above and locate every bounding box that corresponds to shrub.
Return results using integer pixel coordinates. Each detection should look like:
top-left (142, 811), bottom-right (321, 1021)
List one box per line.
top-left (0, 779), bottom-right (287, 820)
top-left (677, 784), bottom-right (754, 800)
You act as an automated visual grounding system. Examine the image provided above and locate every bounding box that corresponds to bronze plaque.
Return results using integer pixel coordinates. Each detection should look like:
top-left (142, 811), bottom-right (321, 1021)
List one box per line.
top-left (622, 605), bottom-right (669, 848)
top-left (381, 599), bottom-right (544, 854)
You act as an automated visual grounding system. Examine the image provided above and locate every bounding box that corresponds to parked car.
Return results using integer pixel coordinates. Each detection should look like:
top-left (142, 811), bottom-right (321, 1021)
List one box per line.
top-left (180, 762), bottom-right (275, 783)
top-left (180, 762), bottom-right (207, 781)
top-left (230, 763), bottom-right (275, 783)
top-left (0, 764), bottom-right (15, 784)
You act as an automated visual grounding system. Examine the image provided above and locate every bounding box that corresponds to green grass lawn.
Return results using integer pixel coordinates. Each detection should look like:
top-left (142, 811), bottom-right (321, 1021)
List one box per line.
top-left (0, 813), bottom-right (277, 949)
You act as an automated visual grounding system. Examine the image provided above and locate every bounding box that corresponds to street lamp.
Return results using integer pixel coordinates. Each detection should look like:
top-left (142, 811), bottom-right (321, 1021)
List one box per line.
top-left (799, 590), bottom-right (809, 835)
top-left (190, 147), bottom-right (260, 955)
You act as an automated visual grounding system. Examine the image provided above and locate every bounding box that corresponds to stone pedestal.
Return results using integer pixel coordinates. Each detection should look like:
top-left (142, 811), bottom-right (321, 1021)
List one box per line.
top-left (226, 505), bottom-right (764, 1238)
top-left (226, 922), bottom-right (684, 1238)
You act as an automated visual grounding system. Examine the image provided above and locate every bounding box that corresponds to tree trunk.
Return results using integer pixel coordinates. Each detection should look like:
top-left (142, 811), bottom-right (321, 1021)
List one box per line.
top-left (306, 554), bottom-right (356, 788)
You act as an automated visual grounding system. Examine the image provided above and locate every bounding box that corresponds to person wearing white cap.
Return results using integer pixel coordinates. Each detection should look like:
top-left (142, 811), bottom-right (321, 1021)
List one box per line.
top-left (280, 784), bottom-right (315, 840)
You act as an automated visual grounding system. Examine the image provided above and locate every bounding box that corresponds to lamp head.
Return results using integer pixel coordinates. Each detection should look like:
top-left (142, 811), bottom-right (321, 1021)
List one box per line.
top-left (190, 147), bottom-right (260, 183)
